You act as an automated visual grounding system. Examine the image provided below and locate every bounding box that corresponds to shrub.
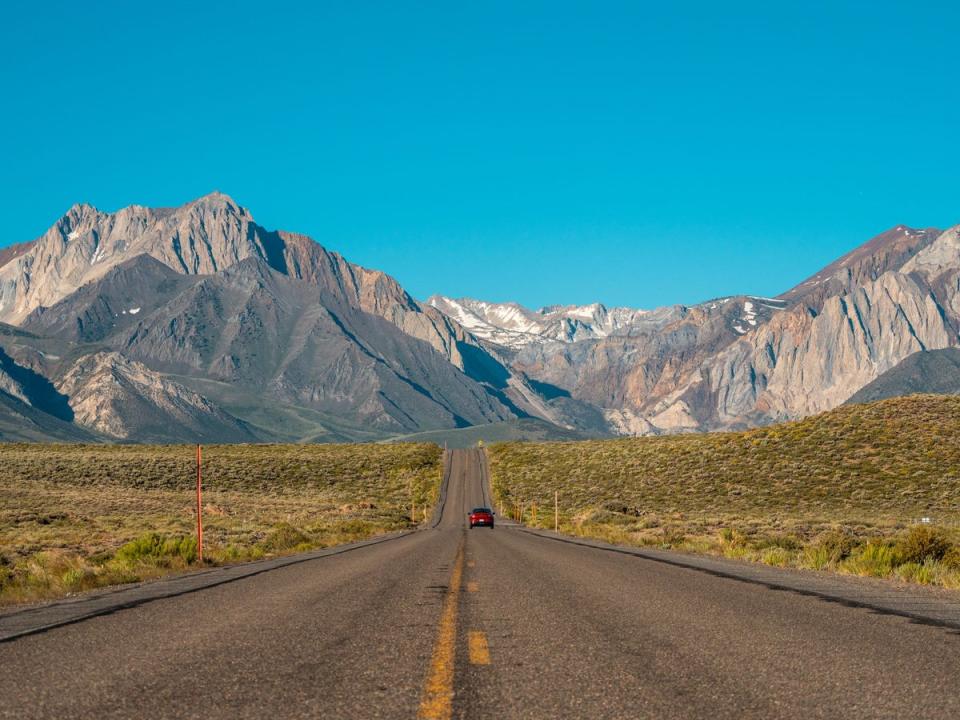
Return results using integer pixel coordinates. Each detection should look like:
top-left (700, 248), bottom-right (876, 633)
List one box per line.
top-left (815, 530), bottom-right (858, 562)
top-left (61, 566), bottom-right (99, 592)
top-left (754, 534), bottom-right (803, 552)
top-left (895, 526), bottom-right (953, 564)
top-left (600, 500), bottom-right (630, 514)
top-left (842, 542), bottom-right (898, 578)
top-left (761, 547), bottom-right (793, 567)
top-left (719, 527), bottom-right (748, 547)
top-left (161, 536), bottom-right (199, 564)
top-left (894, 561), bottom-right (937, 585)
top-left (801, 546), bottom-right (833, 570)
top-left (258, 523), bottom-right (312, 553)
top-left (661, 526), bottom-right (686, 547)
top-left (114, 533), bottom-right (198, 566)
top-left (943, 546), bottom-right (960, 570)
top-left (114, 533), bottom-right (165, 563)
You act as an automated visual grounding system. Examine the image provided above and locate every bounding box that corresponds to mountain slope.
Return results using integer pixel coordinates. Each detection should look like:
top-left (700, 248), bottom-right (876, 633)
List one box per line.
top-left (846, 348), bottom-right (960, 404)
top-left (55, 351), bottom-right (259, 443)
top-left (6, 193), bottom-right (956, 442)
top-left (0, 345), bottom-right (99, 442)
top-left (430, 223), bottom-right (960, 436)
top-left (0, 193), bottom-right (542, 442)
top-left (0, 193), bottom-right (503, 379)
top-left (778, 224), bottom-right (940, 310)
top-left (21, 254), bottom-right (520, 438)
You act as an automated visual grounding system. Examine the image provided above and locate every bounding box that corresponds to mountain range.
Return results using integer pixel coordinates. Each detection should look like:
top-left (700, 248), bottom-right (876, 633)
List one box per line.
top-left (0, 193), bottom-right (958, 442)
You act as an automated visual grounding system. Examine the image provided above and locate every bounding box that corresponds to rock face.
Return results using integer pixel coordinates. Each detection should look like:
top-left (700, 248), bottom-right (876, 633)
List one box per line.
top-left (778, 225), bottom-right (940, 310)
top-left (0, 193), bottom-right (483, 374)
top-left (4, 192), bottom-right (959, 442)
top-left (0, 193), bottom-right (527, 442)
top-left (699, 270), bottom-right (955, 426)
top-left (25, 255), bottom-right (519, 435)
top-left (430, 224), bottom-right (960, 435)
top-left (0, 333), bottom-right (97, 442)
top-left (55, 351), bottom-right (258, 443)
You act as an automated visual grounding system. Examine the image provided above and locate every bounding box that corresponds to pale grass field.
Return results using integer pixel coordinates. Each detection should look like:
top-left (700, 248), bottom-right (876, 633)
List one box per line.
top-left (0, 443), bottom-right (442, 605)
top-left (490, 395), bottom-right (960, 590)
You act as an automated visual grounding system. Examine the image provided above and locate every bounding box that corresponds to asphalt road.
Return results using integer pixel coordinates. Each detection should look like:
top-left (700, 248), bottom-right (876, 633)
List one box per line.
top-left (2, 449), bottom-right (960, 719)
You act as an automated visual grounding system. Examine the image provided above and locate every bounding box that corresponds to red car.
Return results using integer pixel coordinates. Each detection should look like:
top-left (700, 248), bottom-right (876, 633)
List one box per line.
top-left (469, 507), bottom-right (495, 529)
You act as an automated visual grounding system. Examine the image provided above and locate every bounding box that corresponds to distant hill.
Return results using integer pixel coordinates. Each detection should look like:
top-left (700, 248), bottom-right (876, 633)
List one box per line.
top-left (846, 349), bottom-right (960, 405)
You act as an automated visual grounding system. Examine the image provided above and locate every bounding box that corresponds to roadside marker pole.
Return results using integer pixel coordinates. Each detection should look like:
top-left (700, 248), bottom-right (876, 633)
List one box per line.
top-left (555, 491), bottom-right (559, 532)
top-left (196, 444), bottom-right (204, 564)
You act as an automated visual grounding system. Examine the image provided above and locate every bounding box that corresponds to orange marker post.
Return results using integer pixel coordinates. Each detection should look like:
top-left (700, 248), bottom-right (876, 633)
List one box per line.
top-left (196, 444), bottom-right (204, 564)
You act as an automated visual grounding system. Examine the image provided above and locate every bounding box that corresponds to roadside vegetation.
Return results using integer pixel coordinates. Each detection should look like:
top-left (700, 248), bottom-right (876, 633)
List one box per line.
top-left (0, 443), bottom-right (442, 605)
top-left (489, 395), bottom-right (960, 590)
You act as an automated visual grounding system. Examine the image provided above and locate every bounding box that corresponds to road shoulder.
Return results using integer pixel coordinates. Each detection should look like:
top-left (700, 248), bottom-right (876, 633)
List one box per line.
top-left (517, 526), bottom-right (960, 630)
top-left (0, 529), bottom-right (416, 643)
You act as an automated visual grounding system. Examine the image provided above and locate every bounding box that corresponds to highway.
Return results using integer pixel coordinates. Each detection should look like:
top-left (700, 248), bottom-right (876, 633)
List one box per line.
top-left (2, 449), bottom-right (960, 719)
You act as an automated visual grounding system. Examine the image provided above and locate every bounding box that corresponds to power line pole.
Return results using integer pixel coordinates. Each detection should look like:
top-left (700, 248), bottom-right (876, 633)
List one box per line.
top-left (196, 444), bottom-right (204, 564)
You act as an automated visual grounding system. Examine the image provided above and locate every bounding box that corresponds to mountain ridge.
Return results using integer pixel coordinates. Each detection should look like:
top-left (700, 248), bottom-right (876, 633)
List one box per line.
top-left (0, 193), bottom-right (540, 441)
top-left (2, 193), bottom-right (958, 442)
top-left (428, 222), bottom-right (960, 436)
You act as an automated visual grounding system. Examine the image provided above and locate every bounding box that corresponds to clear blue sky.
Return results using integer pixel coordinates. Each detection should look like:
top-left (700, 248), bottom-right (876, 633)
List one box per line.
top-left (1, 1), bottom-right (958, 309)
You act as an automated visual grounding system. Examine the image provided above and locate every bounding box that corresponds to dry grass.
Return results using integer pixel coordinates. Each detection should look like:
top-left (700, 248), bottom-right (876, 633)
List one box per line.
top-left (0, 443), bottom-right (442, 605)
top-left (489, 395), bottom-right (960, 589)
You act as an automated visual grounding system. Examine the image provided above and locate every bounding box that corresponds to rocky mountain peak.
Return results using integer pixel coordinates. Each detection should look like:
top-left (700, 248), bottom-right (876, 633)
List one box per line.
top-left (182, 190), bottom-right (250, 218)
top-left (0, 193), bottom-right (273, 323)
top-left (57, 202), bottom-right (103, 239)
top-left (427, 295), bottom-right (656, 349)
top-left (778, 223), bottom-right (940, 311)
top-left (901, 224), bottom-right (960, 279)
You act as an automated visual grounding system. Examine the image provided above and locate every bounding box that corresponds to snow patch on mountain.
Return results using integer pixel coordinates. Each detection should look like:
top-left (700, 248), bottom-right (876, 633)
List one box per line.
top-left (426, 296), bottom-right (653, 349)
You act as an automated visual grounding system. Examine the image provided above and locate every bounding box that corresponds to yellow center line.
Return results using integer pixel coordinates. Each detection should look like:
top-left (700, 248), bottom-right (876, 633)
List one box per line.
top-left (468, 631), bottom-right (490, 665)
top-left (467, 581), bottom-right (479, 593)
top-left (418, 538), bottom-right (465, 720)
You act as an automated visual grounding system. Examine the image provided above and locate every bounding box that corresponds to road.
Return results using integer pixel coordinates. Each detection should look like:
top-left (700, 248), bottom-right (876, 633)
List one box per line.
top-left (2, 449), bottom-right (960, 719)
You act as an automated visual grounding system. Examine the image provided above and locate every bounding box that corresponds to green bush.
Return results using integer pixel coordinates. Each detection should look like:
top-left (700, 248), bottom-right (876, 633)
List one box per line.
top-left (114, 533), bottom-right (198, 566)
top-left (894, 561), bottom-right (937, 585)
top-left (801, 545), bottom-right (833, 570)
top-left (754, 534), bottom-right (803, 552)
top-left (842, 542), bottom-right (898, 577)
top-left (761, 547), bottom-right (793, 567)
top-left (895, 526), bottom-right (953, 564)
top-left (258, 523), bottom-right (311, 553)
top-left (943, 546), bottom-right (960, 570)
top-left (815, 530), bottom-right (858, 562)
top-left (61, 566), bottom-right (99, 592)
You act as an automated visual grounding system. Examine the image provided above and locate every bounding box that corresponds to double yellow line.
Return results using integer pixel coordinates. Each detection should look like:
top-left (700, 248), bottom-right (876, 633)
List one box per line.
top-left (418, 540), bottom-right (465, 720)
top-left (418, 539), bottom-right (490, 719)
